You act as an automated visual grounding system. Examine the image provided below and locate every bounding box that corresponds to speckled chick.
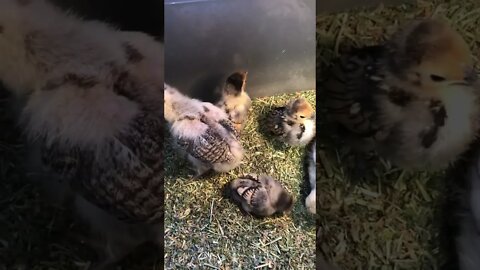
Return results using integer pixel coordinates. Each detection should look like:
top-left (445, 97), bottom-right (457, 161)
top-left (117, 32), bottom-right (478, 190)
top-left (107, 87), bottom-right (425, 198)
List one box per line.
top-left (266, 97), bottom-right (316, 146)
top-left (164, 84), bottom-right (244, 178)
top-left (0, 0), bottom-right (164, 269)
top-left (217, 71), bottom-right (251, 133)
top-left (323, 18), bottom-right (480, 171)
top-left (227, 173), bottom-right (294, 217)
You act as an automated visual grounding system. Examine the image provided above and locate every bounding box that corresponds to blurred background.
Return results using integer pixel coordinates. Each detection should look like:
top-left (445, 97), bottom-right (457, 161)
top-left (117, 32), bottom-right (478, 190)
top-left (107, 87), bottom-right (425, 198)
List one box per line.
top-left (51, 0), bottom-right (164, 40)
top-left (317, 0), bottom-right (412, 13)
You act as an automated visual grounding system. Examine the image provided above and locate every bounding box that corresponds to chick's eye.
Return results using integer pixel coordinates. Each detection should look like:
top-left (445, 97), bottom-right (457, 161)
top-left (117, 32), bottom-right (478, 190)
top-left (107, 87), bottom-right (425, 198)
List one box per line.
top-left (430, 75), bottom-right (446, 82)
top-left (300, 115), bottom-right (305, 119)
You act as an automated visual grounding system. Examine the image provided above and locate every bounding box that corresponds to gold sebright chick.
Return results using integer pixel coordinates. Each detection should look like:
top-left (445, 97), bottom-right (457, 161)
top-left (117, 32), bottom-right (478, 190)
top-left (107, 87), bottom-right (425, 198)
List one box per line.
top-left (164, 84), bottom-right (244, 178)
top-left (323, 18), bottom-right (480, 171)
top-left (217, 71), bottom-right (252, 133)
top-left (265, 97), bottom-right (316, 146)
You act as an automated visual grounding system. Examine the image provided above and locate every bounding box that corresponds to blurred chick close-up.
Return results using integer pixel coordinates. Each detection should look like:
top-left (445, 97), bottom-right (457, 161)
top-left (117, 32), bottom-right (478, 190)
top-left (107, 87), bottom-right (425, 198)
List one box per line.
top-left (0, 0), bottom-right (318, 269)
top-left (323, 18), bottom-right (480, 171)
top-left (225, 173), bottom-right (294, 217)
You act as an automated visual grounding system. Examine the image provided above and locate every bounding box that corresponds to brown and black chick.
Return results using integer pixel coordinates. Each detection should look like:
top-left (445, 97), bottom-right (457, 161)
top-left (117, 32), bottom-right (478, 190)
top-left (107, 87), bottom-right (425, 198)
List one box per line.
top-left (323, 18), bottom-right (480, 171)
top-left (265, 97), bottom-right (316, 146)
top-left (319, 255), bottom-right (341, 270)
top-left (226, 173), bottom-right (294, 217)
top-left (217, 71), bottom-right (251, 133)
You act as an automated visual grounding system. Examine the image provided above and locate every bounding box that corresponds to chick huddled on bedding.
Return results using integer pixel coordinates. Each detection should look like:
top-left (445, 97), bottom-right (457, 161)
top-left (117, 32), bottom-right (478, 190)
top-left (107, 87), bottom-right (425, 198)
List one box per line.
top-left (323, 18), bottom-right (480, 171)
top-left (441, 141), bottom-right (480, 270)
top-left (225, 173), bottom-right (294, 217)
top-left (265, 97), bottom-right (316, 146)
top-left (164, 84), bottom-right (244, 178)
top-left (217, 71), bottom-right (252, 133)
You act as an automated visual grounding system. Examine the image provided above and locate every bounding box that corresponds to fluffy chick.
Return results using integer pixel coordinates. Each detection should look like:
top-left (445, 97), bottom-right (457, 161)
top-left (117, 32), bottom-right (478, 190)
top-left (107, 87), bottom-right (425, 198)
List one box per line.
top-left (323, 18), bottom-right (480, 170)
top-left (164, 84), bottom-right (244, 178)
top-left (265, 97), bottom-right (316, 146)
top-left (0, 0), bottom-right (163, 268)
top-left (226, 173), bottom-right (294, 217)
top-left (305, 138), bottom-right (316, 214)
top-left (216, 71), bottom-right (251, 132)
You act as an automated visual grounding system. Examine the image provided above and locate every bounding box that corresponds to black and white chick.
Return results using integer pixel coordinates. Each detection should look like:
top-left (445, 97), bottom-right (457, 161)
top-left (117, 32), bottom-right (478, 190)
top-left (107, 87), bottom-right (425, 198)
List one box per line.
top-left (216, 71), bottom-right (251, 133)
top-left (305, 138), bottom-right (316, 214)
top-left (441, 139), bottom-right (480, 270)
top-left (226, 173), bottom-right (294, 217)
top-left (265, 97), bottom-right (316, 146)
top-left (164, 84), bottom-right (244, 178)
top-left (323, 18), bottom-right (480, 170)
top-left (0, 0), bottom-right (164, 269)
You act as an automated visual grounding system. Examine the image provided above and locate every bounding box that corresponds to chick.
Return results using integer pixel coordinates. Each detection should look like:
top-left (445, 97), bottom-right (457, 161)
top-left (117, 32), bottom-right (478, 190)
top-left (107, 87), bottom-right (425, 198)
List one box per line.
top-left (217, 71), bottom-right (251, 132)
top-left (305, 138), bottom-right (316, 214)
top-left (164, 84), bottom-right (244, 178)
top-left (323, 18), bottom-right (480, 170)
top-left (0, 0), bottom-right (163, 268)
top-left (441, 141), bottom-right (480, 270)
top-left (265, 97), bottom-right (316, 146)
top-left (226, 173), bottom-right (294, 217)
